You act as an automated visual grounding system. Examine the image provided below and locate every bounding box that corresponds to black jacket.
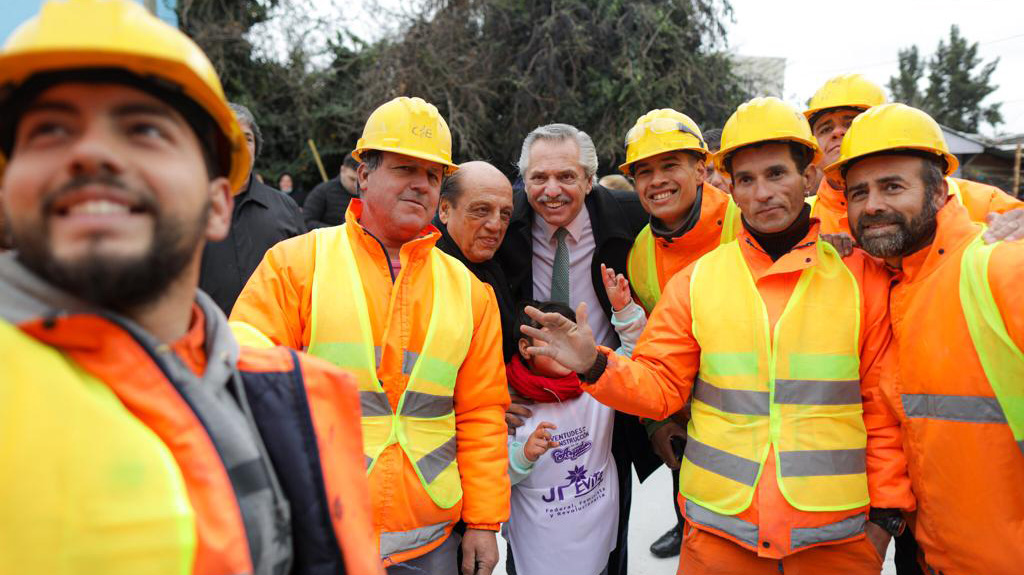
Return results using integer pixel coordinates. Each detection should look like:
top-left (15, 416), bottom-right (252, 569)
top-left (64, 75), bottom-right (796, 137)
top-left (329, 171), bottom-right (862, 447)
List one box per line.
top-left (200, 178), bottom-right (306, 314)
top-left (303, 177), bottom-right (357, 229)
top-left (495, 184), bottom-right (658, 575)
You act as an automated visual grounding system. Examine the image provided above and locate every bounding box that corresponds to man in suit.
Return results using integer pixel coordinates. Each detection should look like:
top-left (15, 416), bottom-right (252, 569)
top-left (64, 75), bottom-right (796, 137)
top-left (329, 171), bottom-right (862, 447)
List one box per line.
top-left (495, 123), bottom-right (659, 575)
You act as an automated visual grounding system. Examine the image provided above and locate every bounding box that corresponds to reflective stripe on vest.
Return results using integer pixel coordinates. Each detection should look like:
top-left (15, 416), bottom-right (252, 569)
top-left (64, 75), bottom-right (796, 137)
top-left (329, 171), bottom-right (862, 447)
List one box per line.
top-left (306, 225), bottom-right (474, 509)
top-left (626, 197), bottom-right (742, 314)
top-left (685, 500), bottom-right (866, 551)
top-left (379, 520), bottom-right (451, 557)
top-left (956, 230), bottom-right (1024, 454)
top-left (685, 239), bottom-right (868, 515)
top-left (0, 320), bottom-right (196, 575)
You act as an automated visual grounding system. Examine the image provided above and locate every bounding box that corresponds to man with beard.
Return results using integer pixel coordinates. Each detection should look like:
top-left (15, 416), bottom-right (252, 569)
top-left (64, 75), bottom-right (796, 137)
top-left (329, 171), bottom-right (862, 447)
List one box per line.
top-left (804, 74), bottom-right (1023, 236)
top-left (617, 108), bottom-right (740, 558)
top-left (517, 97), bottom-right (914, 575)
top-left (231, 97), bottom-right (511, 575)
top-left (830, 103), bottom-right (1024, 575)
top-left (0, 1), bottom-right (379, 574)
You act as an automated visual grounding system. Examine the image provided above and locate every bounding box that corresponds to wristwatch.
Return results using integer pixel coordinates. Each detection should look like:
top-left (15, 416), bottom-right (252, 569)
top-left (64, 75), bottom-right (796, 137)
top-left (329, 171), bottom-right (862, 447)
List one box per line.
top-left (868, 508), bottom-right (906, 537)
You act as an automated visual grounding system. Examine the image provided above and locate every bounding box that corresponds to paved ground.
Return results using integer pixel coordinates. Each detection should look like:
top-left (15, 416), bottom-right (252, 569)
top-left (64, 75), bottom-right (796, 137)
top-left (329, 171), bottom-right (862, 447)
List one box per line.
top-left (496, 466), bottom-right (896, 574)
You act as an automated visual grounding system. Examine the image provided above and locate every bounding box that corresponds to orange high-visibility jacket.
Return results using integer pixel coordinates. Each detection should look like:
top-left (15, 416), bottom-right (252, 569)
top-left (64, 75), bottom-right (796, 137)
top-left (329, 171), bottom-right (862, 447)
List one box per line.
top-left (231, 200), bottom-right (511, 566)
top-left (584, 222), bottom-right (914, 558)
top-left (4, 309), bottom-right (381, 575)
top-left (885, 199), bottom-right (1024, 575)
top-left (813, 177), bottom-right (1022, 235)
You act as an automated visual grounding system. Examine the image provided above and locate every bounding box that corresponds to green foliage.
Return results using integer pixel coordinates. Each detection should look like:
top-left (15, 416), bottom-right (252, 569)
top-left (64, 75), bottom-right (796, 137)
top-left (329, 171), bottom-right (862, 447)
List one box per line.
top-left (888, 25), bottom-right (1002, 133)
top-left (177, 0), bottom-right (747, 187)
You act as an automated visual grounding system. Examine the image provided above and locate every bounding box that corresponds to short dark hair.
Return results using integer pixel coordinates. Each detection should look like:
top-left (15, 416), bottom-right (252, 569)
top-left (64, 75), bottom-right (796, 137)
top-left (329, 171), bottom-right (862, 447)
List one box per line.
top-left (228, 102), bottom-right (261, 160)
top-left (703, 128), bottom-right (723, 153)
top-left (513, 300), bottom-right (576, 354)
top-left (342, 151), bottom-right (360, 170)
top-left (723, 141), bottom-right (814, 177)
top-left (439, 168), bottom-right (465, 207)
top-left (360, 149), bottom-right (383, 173)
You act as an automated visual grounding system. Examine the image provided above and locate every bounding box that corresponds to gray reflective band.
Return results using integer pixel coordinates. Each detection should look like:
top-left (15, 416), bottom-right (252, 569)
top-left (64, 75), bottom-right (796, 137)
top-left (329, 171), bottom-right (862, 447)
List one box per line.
top-left (902, 394), bottom-right (1008, 424)
top-left (379, 520), bottom-right (451, 557)
top-left (360, 390), bottom-right (392, 417)
top-left (374, 346), bottom-right (382, 370)
top-left (694, 378), bottom-right (769, 415)
top-left (684, 500), bottom-right (759, 547)
top-left (774, 379), bottom-right (861, 406)
top-left (402, 350), bottom-right (421, 375)
top-left (779, 448), bottom-right (866, 477)
top-left (790, 513), bottom-right (866, 550)
top-left (400, 391), bottom-right (454, 418)
top-left (364, 455), bottom-right (372, 469)
top-left (684, 435), bottom-right (760, 486)
top-left (1018, 440), bottom-right (1024, 455)
top-left (417, 436), bottom-right (457, 483)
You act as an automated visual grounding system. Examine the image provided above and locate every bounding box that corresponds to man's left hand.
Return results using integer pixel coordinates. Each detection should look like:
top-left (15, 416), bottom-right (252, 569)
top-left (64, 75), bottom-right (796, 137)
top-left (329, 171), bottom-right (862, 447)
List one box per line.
top-left (461, 528), bottom-right (499, 575)
top-left (864, 522), bottom-right (891, 559)
top-left (984, 209), bottom-right (1024, 243)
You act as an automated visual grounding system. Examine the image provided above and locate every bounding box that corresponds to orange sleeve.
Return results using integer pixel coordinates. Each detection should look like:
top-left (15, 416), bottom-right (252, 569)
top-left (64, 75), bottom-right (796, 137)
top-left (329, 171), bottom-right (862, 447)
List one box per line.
top-left (455, 281), bottom-right (511, 530)
top-left (986, 241), bottom-right (1024, 350)
top-left (958, 179), bottom-right (1024, 219)
top-left (853, 254), bottom-right (915, 512)
top-left (583, 266), bottom-right (700, 420)
top-left (229, 234), bottom-right (315, 349)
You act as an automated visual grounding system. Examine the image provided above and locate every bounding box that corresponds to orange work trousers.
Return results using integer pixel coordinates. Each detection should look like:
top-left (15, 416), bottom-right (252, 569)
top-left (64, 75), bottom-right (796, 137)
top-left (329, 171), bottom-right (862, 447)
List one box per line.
top-left (677, 522), bottom-right (883, 575)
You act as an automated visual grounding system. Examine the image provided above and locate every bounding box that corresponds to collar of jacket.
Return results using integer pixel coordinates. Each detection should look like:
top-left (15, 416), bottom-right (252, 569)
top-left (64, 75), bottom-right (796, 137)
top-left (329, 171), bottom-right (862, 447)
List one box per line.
top-left (898, 197), bottom-right (979, 284)
top-left (344, 198), bottom-right (442, 266)
top-left (508, 183), bottom-right (640, 245)
top-left (237, 176), bottom-right (279, 210)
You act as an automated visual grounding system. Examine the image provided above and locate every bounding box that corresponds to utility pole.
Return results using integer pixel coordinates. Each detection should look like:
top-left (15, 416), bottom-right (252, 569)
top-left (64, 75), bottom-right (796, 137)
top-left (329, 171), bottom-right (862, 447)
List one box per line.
top-left (1014, 143), bottom-right (1022, 198)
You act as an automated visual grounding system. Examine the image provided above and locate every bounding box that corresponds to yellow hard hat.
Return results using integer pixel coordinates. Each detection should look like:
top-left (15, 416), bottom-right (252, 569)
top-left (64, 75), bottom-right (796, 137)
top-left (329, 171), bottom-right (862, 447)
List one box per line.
top-left (804, 74), bottom-right (886, 123)
top-left (823, 103), bottom-right (958, 186)
top-left (353, 97), bottom-right (458, 174)
top-left (715, 97), bottom-right (822, 173)
top-left (0, 0), bottom-right (249, 192)
top-left (618, 108), bottom-right (707, 175)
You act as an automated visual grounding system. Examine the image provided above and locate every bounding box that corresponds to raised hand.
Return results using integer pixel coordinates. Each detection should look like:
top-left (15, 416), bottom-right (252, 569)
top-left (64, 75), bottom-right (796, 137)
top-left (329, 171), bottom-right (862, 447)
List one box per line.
top-left (522, 302), bottom-right (600, 374)
top-left (601, 263), bottom-right (632, 312)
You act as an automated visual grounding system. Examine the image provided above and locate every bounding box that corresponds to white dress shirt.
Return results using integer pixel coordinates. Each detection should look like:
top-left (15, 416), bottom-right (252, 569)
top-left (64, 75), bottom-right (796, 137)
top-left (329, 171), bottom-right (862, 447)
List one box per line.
top-left (531, 207), bottom-right (615, 347)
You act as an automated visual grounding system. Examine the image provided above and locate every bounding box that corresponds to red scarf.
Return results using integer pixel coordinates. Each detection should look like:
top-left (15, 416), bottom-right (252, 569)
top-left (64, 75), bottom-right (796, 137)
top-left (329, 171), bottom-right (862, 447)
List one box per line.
top-left (506, 355), bottom-right (583, 403)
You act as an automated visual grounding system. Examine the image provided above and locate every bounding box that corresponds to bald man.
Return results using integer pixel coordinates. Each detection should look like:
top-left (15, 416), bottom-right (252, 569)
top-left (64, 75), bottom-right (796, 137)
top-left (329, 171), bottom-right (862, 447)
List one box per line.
top-left (436, 161), bottom-right (517, 359)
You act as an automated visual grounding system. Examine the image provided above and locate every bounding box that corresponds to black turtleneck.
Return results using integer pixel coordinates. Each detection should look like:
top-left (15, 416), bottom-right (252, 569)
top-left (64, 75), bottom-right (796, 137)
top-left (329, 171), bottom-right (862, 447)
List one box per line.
top-left (742, 204), bottom-right (812, 261)
top-left (650, 185), bottom-right (703, 241)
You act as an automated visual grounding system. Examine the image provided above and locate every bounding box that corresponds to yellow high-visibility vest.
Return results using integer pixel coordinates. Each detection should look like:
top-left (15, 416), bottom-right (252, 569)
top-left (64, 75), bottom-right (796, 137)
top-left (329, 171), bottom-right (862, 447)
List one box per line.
top-left (958, 229), bottom-right (1024, 455)
top-left (627, 198), bottom-right (741, 314)
top-left (684, 239), bottom-right (868, 515)
top-left (305, 225), bottom-right (473, 509)
top-left (0, 320), bottom-right (195, 575)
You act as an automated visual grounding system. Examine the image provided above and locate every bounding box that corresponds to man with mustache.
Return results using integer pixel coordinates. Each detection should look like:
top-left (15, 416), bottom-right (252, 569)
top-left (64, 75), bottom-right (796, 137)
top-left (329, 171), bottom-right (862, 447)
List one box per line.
top-left (617, 108), bottom-right (741, 558)
top-left (0, 1), bottom-right (379, 574)
top-left (231, 97), bottom-right (511, 575)
top-left (436, 160), bottom-right (517, 360)
top-left (496, 122), bottom-right (659, 575)
top-left (518, 98), bottom-right (914, 575)
top-left (804, 74), bottom-right (1023, 237)
top-left (830, 103), bottom-right (1024, 575)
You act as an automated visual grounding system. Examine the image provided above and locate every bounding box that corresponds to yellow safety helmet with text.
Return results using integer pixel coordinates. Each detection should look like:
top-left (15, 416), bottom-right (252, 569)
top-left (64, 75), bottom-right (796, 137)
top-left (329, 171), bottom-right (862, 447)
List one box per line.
top-left (354, 96), bottom-right (458, 174)
top-left (804, 74), bottom-right (886, 124)
top-left (715, 97), bottom-right (821, 174)
top-left (619, 108), bottom-right (707, 175)
top-left (823, 103), bottom-right (958, 186)
top-left (0, 0), bottom-right (251, 192)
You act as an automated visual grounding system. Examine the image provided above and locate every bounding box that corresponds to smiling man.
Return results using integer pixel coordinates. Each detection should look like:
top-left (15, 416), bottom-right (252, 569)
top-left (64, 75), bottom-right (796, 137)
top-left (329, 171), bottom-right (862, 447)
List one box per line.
top-left (436, 160), bottom-right (517, 359)
top-left (830, 103), bottom-right (1024, 575)
top-left (520, 98), bottom-right (915, 575)
top-left (231, 97), bottom-right (511, 575)
top-left (0, 1), bottom-right (379, 574)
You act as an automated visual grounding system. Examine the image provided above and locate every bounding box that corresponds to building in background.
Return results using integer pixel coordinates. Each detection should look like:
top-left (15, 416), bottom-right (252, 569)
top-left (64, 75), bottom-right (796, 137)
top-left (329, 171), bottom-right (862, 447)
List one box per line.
top-left (941, 126), bottom-right (1023, 197)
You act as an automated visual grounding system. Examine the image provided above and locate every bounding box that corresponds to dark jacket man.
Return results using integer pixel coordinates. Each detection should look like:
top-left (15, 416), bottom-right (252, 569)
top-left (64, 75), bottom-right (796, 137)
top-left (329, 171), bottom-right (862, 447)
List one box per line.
top-left (303, 177), bottom-right (357, 229)
top-left (200, 178), bottom-right (306, 314)
top-left (495, 182), bottom-right (660, 575)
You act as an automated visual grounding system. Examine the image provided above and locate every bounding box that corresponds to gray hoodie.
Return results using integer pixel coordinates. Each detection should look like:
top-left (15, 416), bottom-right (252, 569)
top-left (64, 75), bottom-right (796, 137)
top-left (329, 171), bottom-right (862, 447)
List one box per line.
top-left (0, 252), bottom-right (292, 575)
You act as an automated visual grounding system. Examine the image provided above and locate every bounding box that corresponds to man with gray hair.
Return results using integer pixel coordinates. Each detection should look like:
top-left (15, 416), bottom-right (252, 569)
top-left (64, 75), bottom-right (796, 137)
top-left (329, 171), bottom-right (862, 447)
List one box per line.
top-left (199, 102), bottom-right (305, 313)
top-left (496, 123), bottom-right (660, 575)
